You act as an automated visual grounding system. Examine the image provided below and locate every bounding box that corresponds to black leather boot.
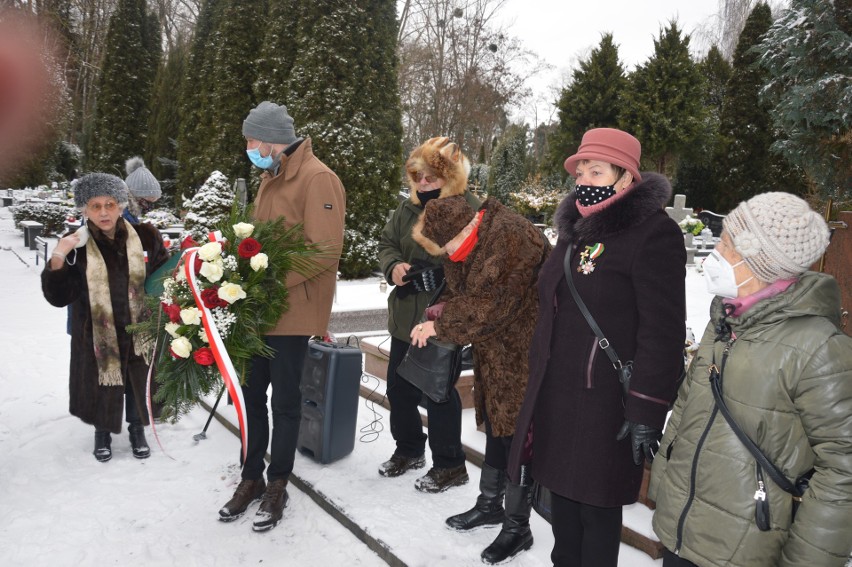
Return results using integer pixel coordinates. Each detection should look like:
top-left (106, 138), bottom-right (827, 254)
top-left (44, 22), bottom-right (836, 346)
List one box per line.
top-left (446, 462), bottom-right (506, 531)
top-left (128, 423), bottom-right (150, 459)
top-left (480, 481), bottom-right (534, 564)
top-left (93, 431), bottom-right (112, 462)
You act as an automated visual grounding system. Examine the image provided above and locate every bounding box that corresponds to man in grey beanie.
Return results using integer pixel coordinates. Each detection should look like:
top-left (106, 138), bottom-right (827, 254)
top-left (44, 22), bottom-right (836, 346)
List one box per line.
top-left (217, 101), bottom-right (346, 533)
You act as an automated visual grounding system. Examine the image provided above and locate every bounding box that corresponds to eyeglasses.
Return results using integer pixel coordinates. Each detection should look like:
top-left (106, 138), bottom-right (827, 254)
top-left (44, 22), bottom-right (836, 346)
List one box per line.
top-left (87, 201), bottom-right (118, 213)
top-left (414, 171), bottom-right (439, 183)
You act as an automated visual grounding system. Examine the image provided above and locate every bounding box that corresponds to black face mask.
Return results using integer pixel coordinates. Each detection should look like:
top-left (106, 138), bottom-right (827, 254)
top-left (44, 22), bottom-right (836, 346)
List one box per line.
top-left (575, 184), bottom-right (616, 206)
top-left (416, 188), bottom-right (442, 207)
top-left (139, 199), bottom-right (156, 214)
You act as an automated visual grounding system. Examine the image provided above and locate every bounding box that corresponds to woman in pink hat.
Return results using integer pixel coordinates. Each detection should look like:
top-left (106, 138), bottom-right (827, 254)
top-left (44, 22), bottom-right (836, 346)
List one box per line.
top-left (507, 128), bottom-right (687, 566)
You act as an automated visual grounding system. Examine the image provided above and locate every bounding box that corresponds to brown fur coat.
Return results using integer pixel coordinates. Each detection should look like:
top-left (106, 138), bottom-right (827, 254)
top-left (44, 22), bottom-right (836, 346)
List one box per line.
top-left (429, 198), bottom-right (549, 437)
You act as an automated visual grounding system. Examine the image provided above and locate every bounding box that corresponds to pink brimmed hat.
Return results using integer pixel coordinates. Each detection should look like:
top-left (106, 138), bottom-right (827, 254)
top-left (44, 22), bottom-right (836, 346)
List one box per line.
top-left (564, 128), bottom-right (642, 183)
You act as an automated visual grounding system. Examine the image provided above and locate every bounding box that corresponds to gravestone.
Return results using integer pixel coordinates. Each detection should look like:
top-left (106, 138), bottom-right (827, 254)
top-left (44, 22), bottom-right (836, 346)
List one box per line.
top-left (697, 210), bottom-right (725, 237)
top-left (665, 194), bottom-right (691, 224)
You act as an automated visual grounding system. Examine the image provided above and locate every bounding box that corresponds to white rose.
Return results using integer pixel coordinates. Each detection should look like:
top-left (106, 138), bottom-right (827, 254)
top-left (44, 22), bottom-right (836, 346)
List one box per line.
top-left (180, 307), bottom-right (202, 326)
top-left (198, 242), bottom-right (223, 262)
top-left (170, 336), bottom-right (192, 358)
top-left (233, 222), bottom-right (255, 238)
top-left (199, 328), bottom-right (209, 343)
top-left (250, 252), bottom-right (269, 272)
top-left (218, 282), bottom-right (247, 304)
top-left (164, 322), bottom-right (181, 338)
top-left (200, 261), bottom-right (224, 282)
top-left (175, 269), bottom-right (186, 282)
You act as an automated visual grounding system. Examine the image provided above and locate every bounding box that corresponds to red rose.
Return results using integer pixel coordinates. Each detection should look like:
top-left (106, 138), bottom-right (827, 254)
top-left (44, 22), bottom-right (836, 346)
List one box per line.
top-left (194, 255), bottom-right (203, 274)
top-left (193, 346), bottom-right (215, 366)
top-left (162, 302), bottom-right (181, 323)
top-left (201, 286), bottom-right (228, 309)
top-left (238, 237), bottom-right (262, 258)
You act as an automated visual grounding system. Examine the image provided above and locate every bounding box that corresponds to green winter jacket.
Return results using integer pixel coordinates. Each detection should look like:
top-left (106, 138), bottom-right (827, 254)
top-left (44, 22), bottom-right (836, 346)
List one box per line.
top-left (649, 272), bottom-right (852, 566)
top-left (378, 192), bottom-right (480, 342)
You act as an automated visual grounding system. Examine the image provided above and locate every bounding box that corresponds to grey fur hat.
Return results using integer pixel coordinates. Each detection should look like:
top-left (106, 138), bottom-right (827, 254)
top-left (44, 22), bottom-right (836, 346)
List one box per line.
top-left (723, 192), bottom-right (831, 283)
top-left (73, 173), bottom-right (129, 209)
top-left (242, 101), bottom-right (297, 144)
top-left (124, 157), bottom-right (161, 200)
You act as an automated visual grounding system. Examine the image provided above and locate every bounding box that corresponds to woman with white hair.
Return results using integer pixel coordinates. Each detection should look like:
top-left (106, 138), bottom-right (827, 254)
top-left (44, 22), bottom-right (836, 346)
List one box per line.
top-left (650, 192), bottom-right (852, 566)
top-left (42, 173), bottom-right (169, 462)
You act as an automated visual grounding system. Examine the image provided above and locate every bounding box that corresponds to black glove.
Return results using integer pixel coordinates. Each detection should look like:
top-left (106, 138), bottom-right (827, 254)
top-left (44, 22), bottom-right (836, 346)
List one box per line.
top-left (402, 259), bottom-right (445, 293)
top-left (616, 420), bottom-right (662, 466)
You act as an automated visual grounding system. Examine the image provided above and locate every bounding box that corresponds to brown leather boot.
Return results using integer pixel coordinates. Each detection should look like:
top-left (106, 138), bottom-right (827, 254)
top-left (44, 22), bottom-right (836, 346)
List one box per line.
top-left (218, 478), bottom-right (266, 522)
top-left (378, 453), bottom-right (426, 477)
top-left (414, 464), bottom-right (469, 493)
top-left (253, 478), bottom-right (289, 532)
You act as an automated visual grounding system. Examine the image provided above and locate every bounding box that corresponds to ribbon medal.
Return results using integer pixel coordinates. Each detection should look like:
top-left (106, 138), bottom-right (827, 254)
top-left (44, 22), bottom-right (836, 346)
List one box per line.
top-left (577, 243), bottom-right (605, 275)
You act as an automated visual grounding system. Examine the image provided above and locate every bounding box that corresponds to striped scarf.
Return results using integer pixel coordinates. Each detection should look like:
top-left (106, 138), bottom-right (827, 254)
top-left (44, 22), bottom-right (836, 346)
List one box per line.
top-left (86, 218), bottom-right (149, 386)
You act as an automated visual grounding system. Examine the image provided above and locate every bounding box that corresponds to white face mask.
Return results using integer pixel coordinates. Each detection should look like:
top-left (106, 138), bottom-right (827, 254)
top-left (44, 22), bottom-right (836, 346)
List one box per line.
top-left (702, 251), bottom-right (753, 298)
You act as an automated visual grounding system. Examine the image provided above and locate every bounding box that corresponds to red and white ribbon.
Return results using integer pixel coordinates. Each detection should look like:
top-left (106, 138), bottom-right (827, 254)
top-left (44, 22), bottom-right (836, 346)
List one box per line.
top-left (183, 247), bottom-right (248, 461)
top-left (207, 230), bottom-right (227, 244)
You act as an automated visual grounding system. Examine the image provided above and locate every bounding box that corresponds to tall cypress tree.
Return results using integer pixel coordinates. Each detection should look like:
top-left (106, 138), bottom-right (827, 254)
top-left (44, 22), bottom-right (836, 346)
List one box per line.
top-left (547, 34), bottom-right (626, 180)
top-left (205, 0), bottom-right (265, 186)
top-left (176, 0), bottom-right (224, 193)
top-left (488, 124), bottom-right (529, 205)
top-left (674, 46), bottom-right (732, 211)
top-left (285, 0), bottom-right (402, 278)
top-left (88, 0), bottom-right (160, 174)
top-left (253, 0), bottom-right (301, 102)
top-left (619, 22), bottom-right (706, 177)
top-left (716, 3), bottom-right (807, 211)
top-left (146, 38), bottom-right (188, 199)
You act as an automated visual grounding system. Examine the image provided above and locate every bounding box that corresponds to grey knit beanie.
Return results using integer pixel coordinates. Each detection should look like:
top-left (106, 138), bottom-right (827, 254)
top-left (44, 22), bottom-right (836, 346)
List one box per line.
top-left (73, 173), bottom-right (129, 209)
top-left (723, 192), bottom-right (830, 283)
top-left (242, 101), bottom-right (297, 144)
top-left (124, 157), bottom-right (161, 200)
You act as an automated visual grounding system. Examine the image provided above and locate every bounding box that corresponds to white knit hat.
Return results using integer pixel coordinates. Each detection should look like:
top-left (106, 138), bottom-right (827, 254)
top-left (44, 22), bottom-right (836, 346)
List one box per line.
top-left (124, 157), bottom-right (161, 200)
top-left (723, 192), bottom-right (830, 283)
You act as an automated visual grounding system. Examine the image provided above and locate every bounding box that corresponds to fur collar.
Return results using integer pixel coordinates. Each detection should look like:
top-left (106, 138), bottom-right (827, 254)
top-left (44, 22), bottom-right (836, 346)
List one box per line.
top-left (556, 172), bottom-right (672, 243)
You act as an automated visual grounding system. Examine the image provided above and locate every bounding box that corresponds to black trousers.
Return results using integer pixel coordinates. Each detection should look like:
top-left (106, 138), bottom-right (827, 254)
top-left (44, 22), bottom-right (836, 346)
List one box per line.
top-left (550, 492), bottom-right (623, 567)
top-left (483, 410), bottom-right (513, 471)
top-left (241, 335), bottom-right (310, 482)
top-left (386, 335), bottom-right (465, 468)
top-left (662, 549), bottom-right (699, 567)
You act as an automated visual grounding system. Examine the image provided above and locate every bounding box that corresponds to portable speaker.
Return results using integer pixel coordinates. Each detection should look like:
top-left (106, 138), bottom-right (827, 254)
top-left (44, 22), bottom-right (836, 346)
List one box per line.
top-left (297, 341), bottom-right (362, 464)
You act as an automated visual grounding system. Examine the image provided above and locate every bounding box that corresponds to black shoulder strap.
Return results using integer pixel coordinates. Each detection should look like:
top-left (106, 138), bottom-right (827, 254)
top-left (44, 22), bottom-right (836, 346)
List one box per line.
top-left (426, 279), bottom-right (446, 308)
top-left (709, 351), bottom-right (800, 496)
top-left (562, 244), bottom-right (624, 372)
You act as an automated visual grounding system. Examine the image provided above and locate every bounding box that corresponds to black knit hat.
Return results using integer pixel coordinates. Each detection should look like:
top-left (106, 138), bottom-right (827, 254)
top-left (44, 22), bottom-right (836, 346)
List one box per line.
top-left (73, 173), bottom-right (129, 209)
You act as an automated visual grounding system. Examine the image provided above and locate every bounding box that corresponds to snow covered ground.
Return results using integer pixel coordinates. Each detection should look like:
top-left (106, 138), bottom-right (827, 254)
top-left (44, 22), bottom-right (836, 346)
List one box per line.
top-left (0, 205), bottom-right (712, 567)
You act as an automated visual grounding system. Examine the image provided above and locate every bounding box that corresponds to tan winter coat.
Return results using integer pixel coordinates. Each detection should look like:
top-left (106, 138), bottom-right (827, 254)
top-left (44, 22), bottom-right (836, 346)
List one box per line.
top-left (253, 138), bottom-right (345, 336)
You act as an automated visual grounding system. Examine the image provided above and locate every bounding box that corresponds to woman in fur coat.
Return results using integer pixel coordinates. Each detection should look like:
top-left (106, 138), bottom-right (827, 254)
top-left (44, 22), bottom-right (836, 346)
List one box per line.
top-left (42, 173), bottom-right (169, 463)
top-left (506, 128), bottom-right (686, 566)
top-left (412, 193), bottom-right (550, 564)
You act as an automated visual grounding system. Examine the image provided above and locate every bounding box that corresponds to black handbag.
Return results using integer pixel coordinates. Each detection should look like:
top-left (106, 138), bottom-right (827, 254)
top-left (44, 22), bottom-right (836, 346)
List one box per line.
top-left (397, 281), bottom-right (463, 404)
top-left (709, 344), bottom-right (814, 530)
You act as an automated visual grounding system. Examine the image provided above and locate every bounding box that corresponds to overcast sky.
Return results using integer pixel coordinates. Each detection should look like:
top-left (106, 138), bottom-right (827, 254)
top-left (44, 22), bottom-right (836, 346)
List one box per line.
top-left (497, 0), bottom-right (723, 123)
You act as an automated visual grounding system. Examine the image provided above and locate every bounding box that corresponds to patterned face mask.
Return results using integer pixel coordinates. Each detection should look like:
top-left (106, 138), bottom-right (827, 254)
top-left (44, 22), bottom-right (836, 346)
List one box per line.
top-left (574, 184), bottom-right (616, 206)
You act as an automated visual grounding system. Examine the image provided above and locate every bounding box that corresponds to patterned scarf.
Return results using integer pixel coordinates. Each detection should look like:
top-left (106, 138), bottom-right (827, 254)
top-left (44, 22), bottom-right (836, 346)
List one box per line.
top-left (87, 219), bottom-right (149, 386)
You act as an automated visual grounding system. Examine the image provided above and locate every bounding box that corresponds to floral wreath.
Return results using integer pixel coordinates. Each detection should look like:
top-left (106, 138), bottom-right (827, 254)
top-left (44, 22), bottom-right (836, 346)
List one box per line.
top-left (130, 203), bottom-right (323, 458)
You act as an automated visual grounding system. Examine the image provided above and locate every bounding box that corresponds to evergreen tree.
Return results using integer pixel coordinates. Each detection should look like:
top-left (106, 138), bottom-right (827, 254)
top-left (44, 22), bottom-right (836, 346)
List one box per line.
top-left (716, 3), bottom-right (808, 211)
top-left (88, 0), bottom-right (161, 175)
top-left (758, 0), bottom-right (851, 200)
top-left (183, 170), bottom-right (234, 240)
top-left (146, 39), bottom-right (188, 205)
top-left (547, 34), bottom-right (626, 180)
top-left (253, 0), bottom-right (301, 102)
top-left (176, 0), bottom-right (225, 193)
top-left (619, 22), bottom-right (706, 177)
top-left (674, 46), bottom-right (732, 211)
top-left (488, 124), bottom-right (528, 205)
top-left (205, 1), bottom-right (266, 187)
top-left (285, 0), bottom-right (402, 278)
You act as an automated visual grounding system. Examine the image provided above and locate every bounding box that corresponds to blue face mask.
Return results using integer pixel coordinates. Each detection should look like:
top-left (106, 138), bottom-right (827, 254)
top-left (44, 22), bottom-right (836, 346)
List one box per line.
top-left (246, 146), bottom-right (275, 169)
